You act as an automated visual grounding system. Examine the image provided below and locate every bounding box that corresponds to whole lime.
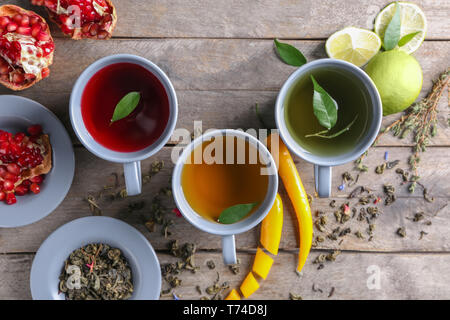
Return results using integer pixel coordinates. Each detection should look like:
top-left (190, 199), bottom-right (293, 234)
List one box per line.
top-left (365, 50), bottom-right (423, 116)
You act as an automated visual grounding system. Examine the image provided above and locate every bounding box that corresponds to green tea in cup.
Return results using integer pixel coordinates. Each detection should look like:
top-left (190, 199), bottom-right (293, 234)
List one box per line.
top-left (284, 67), bottom-right (372, 156)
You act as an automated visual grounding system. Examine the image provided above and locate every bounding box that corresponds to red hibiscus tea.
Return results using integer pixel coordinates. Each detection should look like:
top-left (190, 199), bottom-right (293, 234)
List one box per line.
top-left (81, 63), bottom-right (170, 152)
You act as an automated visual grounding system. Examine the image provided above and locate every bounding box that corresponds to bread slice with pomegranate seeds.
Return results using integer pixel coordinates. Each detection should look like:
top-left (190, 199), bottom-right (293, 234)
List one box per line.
top-left (0, 5), bottom-right (54, 91)
top-left (35, 0), bottom-right (117, 40)
top-left (16, 134), bottom-right (52, 185)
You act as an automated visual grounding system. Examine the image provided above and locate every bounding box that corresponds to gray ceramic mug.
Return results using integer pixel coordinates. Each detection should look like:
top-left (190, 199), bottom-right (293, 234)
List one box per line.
top-left (172, 129), bottom-right (278, 265)
top-left (275, 59), bottom-right (382, 198)
top-left (70, 54), bottom-right (178, 196)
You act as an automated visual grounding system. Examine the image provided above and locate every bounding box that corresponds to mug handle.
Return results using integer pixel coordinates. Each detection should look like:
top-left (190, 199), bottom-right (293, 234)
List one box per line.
top-left (314, 165), bottom-right (331, 198)
top-left (222, 235), bottom-right (237, 265)
top-left (124, 161), bottom-right (142, 196)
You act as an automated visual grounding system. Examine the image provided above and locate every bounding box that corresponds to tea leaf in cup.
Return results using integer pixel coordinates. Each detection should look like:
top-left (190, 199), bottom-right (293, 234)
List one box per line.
top-left (398, 31), bottom-right (421, 47)
top-left (310, 75), bottom-right (338, 130)
top-left (111, 91), bottom-right (141, 123)
top-left (305, 115), bottom-right (358, 139)
top-left (217, 202), bottom-right (258, 224)
top-left (274, 39), bottom-right (307, 67)
top-left (383, 2), bottom-right (401, 50)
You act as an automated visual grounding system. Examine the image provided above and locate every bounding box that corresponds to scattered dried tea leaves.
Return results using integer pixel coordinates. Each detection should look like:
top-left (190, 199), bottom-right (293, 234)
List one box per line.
top-left (289, 292), bottom-right (303, 300)
top-left (228, 259), bottom-right (241, 275)
top-left (396, 227), bottom-right (406, 238)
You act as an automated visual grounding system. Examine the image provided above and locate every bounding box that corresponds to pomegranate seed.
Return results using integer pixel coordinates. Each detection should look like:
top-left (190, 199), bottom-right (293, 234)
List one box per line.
top-left (30, 183), bottom-right (40, 194)
top-left (12, 72), bottom-right (25, 84)
top-left (22, 179), bottom-right (32, 187)
top-left (20, 15), bottom-right (30, 27)
top-left (15, 184), bottom-right (28, 196)
top-left (3, 180), bottom-right (14, 192)
top-left (12, 14), bottom-right (23, 24)
top-left (14, 132), bottom-right (25, 143)
top-left (0, 191), bottom-right (5, 201)
top-left (41, 67), bottom-right (50, 78)
top-left (37, 31), bottom-right (50, 41)
top-left (4, 172), bottom-right (18, 182)
top-left (82, 23), bottom-right (91, 33)
top-left (17, 26), bottom-right (32, 36)
top-left (0, 63), bottom-right (9, 75)
top-left (7, 22), bottom-right (18, 32)
top-left (30, 15), bottom-right (40, 25)
top-left (89, 24), bottom-right (99, 36)
top-left (0, 16), bottom-right (10, 28)
top-left (27, 125), bottom-right (42, 136)
top-left (24, 73), bottom-right (36, 81)
top-left (97, 30), bottom-right (108, 39)
top-left (30, 175), bottom-right (44, 184)
top-left (0, 165), bottom-right (6, 177)
top-left (5, 193), bottom-right (17, 205)
top-left (31, 24), bottom-right (41, 37)
top-left (7, 163), bottom-right (20, 175)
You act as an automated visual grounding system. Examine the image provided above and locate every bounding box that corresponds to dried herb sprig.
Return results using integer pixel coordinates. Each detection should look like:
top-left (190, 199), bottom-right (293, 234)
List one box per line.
top-left (356, 69), bottom-right (449, 186)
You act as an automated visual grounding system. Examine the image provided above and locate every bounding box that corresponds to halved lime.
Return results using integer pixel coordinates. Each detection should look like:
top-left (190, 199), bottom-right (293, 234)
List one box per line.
top-left (374, 2), bottom-right (427, 54)
top-left (325, 27), bottom-right (381, 67)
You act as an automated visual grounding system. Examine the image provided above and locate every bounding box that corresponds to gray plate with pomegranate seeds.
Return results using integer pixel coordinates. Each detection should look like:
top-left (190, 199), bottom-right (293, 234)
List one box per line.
top-left (0, 95), bottom-right (75, 227)
top-left (30, 216), bottom-right (162, 300)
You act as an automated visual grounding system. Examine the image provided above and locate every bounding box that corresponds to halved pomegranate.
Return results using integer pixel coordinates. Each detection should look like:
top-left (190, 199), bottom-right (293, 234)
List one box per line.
top-left (0, 125), bottom-right (52, 205)
top-left (30, 0), bottom-right (117, 40)
top-left (0, 5), bottom-right (54, 91)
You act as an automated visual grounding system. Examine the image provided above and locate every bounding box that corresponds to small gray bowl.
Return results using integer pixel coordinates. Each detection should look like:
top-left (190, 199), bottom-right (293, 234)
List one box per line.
top-left (30, 216), bottom-right (162, 300)
top-left (0, 95), bottom-right (75, 227)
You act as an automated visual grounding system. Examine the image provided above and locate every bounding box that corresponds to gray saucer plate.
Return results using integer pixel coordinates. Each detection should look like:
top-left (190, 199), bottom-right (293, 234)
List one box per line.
top-left (30, 216), bottom-right (162, 300)
top-left (0, 95), bottom-right (75, 227)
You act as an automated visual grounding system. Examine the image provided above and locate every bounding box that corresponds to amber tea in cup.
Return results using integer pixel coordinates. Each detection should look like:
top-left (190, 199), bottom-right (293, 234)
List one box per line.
top-left (181, 135), bottom-right (269, 223)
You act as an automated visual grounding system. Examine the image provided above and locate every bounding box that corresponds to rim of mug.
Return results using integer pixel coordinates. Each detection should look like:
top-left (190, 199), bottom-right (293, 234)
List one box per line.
top-left (69, 54), bottom-right (178, 163)
top-left (275, 58), bottom-right (382, 167)
top-left (172, 129), bottom-right (279, 236)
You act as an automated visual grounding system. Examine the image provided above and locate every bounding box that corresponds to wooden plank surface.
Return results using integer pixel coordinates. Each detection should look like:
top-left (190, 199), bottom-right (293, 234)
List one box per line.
top-left (0, 146), bottom-right (448, 254)
top-left (12, 0), bottom-right (450, 39)
top-left (3, 251), bottom-right (450, 300)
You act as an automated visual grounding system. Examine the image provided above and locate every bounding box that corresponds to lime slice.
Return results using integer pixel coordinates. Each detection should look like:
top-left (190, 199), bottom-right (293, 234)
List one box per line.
top-left (374, 2), bottom-right (427, 54)
top-left (325, 27), bottom-right (381, 67)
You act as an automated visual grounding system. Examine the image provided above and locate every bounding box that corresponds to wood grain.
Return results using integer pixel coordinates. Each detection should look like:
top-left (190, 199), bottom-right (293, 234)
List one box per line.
top-left (13, 0), bottom-right (450, 39)
top-left (0, 146), bottom-right (447, 254)
top-left (3, 251), bottom-right (450, 300)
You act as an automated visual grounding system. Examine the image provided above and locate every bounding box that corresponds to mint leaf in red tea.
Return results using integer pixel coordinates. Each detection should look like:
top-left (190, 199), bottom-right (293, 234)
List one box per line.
top-left (274, 39), bottom-right (307, 67)
top-left (218, 202), bottom-right (258, 224)
top-left (111, 91), bottom-right (141, 124)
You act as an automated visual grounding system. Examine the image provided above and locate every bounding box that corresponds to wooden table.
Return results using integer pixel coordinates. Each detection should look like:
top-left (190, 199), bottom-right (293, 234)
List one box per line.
top-left (0, 0), bottom-right (449, 300)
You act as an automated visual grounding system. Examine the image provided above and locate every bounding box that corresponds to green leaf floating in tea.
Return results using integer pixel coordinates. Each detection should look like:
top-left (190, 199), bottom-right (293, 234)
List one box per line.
top-left (218, 202), bottom-right (258, 224)
top-left (305, 115), bottom-right (358, 139)
top-left (383, 2), bottom-right (401, 51)
top-left (310, 75), bottom-right (338, 129)
top-left (111, 91), bottom-right (141, 123)
top-left (306, 75), bottom-right (358, 139)
top-left (274, 39), bottom-right (307, 67)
